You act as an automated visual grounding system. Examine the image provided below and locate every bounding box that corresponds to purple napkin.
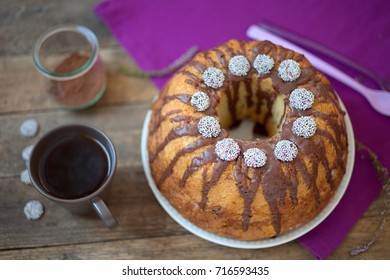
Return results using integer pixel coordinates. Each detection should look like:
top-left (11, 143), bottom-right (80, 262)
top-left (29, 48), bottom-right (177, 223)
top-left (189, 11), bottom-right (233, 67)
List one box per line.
top-left (95, 0), bottom-right (390, 259)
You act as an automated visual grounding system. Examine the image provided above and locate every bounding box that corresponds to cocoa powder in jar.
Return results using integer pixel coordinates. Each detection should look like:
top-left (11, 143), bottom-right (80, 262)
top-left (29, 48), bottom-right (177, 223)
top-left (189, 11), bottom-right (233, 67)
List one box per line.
top-left (48, 53), bottom-right (106, 107)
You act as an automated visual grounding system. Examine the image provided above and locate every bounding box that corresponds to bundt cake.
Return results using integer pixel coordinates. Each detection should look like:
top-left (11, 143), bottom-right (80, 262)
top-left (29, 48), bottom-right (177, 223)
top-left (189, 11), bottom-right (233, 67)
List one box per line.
top-left (147, 40), bottom-right (348, 240)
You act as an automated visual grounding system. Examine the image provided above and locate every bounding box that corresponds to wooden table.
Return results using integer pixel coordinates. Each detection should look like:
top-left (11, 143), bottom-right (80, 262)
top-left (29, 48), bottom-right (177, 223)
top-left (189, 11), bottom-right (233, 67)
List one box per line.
top-left (1, 0), bottom-right (388, 260)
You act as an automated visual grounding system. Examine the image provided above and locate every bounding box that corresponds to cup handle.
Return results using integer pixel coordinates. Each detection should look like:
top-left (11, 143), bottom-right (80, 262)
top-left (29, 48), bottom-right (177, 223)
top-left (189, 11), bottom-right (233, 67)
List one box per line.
top-left (91, 198), bottom-right (118, 229)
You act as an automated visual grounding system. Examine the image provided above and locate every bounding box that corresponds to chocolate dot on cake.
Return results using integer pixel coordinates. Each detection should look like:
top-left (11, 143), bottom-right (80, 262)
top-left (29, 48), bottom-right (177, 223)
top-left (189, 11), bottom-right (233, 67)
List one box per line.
top-left (278, 59), bottom-right (301, 82)
top-left (292, 116), bottom-right (317, 138)
top-left (197, 116), bottom-right (221, 138)
top-left (243, 148), bottom-right (267, 168)
top-left (274, 140), bottom-right (298, 162)
top-left (190, 91), bottom-right (210, 111)
top-left (253, 54), bottom-right (274, 75)
top-left (289, 88), bottom-right (314, 110)
top-left (215, 138), bottom-right (240, 161)
top-left (202, 67), bottom-right (225, 88)
top-left (228, 55), bottom-right (250, 76)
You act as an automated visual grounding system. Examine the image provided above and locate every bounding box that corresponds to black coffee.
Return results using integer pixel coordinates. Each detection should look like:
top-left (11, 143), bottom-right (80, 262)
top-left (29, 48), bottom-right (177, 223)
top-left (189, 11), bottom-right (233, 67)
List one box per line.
top-left (39, 134), bottom-right (109, 199)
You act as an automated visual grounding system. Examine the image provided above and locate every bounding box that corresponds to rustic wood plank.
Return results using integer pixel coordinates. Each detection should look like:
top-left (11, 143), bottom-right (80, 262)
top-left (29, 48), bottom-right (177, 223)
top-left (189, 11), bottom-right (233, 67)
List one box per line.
top-left (1, 163), bottom-right (388, 257)
top-left (1, 210), bottom-right (388, 259)
top-left (0, 167), bottom-right (188, 250)
top-left (0, 234), bottom-right (314, 260)
top-left (0, 103), bottom-right (150, 177)
top-left (0, 48), bottom-right (158, 113)
top-left (0, 0), bottom-right (113, 56)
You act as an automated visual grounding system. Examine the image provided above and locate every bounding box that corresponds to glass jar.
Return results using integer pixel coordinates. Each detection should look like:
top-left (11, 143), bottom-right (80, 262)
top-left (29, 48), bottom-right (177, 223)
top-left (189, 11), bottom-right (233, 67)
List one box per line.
top-left (33, 25), bottom-right (107, 110)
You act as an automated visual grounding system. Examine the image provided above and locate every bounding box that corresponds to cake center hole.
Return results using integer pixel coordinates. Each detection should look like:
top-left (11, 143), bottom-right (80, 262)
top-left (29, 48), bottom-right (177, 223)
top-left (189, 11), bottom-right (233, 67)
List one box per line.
top-left (229, 119), bottom-right (269, 140)
top-left (216, 83), bottom-right (287, 141)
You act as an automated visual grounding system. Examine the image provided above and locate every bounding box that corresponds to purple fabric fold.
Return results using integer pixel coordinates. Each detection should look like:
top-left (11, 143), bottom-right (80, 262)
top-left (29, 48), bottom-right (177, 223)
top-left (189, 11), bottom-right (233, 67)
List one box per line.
top-left (95, 0), bottom-right (390, 259)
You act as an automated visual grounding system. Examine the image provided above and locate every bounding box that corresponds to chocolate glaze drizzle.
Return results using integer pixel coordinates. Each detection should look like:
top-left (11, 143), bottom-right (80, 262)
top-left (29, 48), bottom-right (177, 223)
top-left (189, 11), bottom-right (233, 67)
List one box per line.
top-left (149, 40), bottom-right (348, 236)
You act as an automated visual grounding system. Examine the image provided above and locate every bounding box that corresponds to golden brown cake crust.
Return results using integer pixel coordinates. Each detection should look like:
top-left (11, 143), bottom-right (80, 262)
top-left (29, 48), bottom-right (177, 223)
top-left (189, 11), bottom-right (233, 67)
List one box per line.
top-left (147, 40), bottom-right (348, 240)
